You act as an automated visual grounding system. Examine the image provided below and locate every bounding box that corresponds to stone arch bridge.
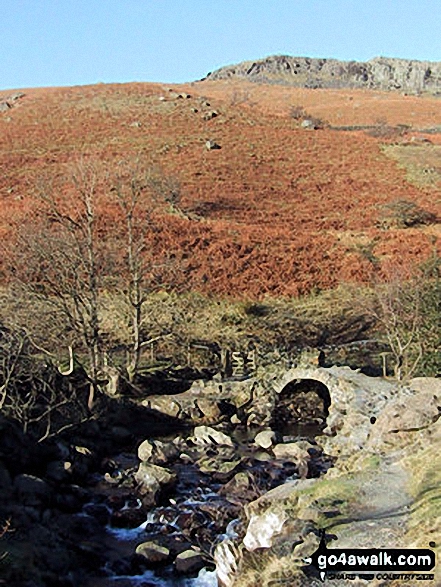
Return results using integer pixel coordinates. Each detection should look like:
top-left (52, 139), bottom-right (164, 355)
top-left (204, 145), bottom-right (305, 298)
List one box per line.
top-left (145, 364), bottom-right (401, 457)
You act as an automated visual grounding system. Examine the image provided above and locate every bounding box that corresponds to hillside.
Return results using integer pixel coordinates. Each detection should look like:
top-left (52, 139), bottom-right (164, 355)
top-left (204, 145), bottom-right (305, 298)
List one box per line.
top-left (1, 76), bottom-right (441, 298)
top-left (204, 55), bottom-right (441, 93)
top-left (2, 65), bottom-right (441, 587)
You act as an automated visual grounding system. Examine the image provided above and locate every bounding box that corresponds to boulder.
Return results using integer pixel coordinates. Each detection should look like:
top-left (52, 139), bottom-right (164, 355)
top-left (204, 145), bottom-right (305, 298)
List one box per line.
top-left (13, 474), bottom-right (52, 507)
top-left (107, 557), bottom-right (133, 576)
top-left (142, 397), bottom-right (182, 418)
top-left (253, 451), bottom-right (272, 462)
top-left (110, 425), bottom-right (132, 443)
top-left (243, 510), bottom-right (288, 551)
top-left (192, 426), bottom-right (234, 447)
top-left (272, 440), bottom-right (314, 460)
top-left (151, 440), bottom-right (179, 465)
top-left (53, 488), bottom-right (84, 513)
top-left (138, 439), bottom-right (179, 465)
top-left (135, 462), bottom-right (176, 506)
top-left (301, 118), bottom-right (320, 130)
top-left (205, 140), bottom-right (221, 150)
top-left (135, 540), bottom-right (170, 564)
top-left (57, 509), bottom-right (104, 541)
top-left (8, 92), bottom-right (25, 101)
top-left (175, 549), bottom-right (206, 574)
top-left (196, 398), bottom-right (222, 422)
top-left (366, 380), bottom-right (441, 452)
top-left (219, 471), bottom-right (258, 503)
top-left (110, 508), bottom-right (146, 529)
top-left (272, 440), bottom-right (313, 478)
top-left (254, 430), bottom-right (276, 449)
top-left (197, 455), bottom-right (242, 482)
top-left (174, 510), bottom-right (199, 532)
top-left (137, 439), bottom-right (154, 462)
top-left (203, 110), bottom-right (219, 121)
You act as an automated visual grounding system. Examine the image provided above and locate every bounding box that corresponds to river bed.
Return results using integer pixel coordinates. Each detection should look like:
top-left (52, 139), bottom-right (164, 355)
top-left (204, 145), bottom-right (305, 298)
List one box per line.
top-left (81, 422), bottom-right (330, 587)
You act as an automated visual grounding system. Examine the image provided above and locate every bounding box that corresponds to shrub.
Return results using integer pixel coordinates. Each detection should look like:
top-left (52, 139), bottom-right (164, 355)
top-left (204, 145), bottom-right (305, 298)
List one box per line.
top-left (371, 254), bottom-right (441, 379)
top-left (378, 199), bottom-right (437, 229)
top-left (290, 105), bottom-right (326, 129)
top-left (289, 105), bottom-right (307, 120)
top-left (0, 325), bottom-right (90, 441)
top-left (241, 301), bottom-right (271, 317)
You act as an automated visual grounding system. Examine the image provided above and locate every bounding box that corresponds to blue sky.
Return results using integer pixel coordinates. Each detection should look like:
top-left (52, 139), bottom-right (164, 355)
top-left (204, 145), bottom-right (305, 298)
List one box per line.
top-left (1, 0), bottom-right (441, 90)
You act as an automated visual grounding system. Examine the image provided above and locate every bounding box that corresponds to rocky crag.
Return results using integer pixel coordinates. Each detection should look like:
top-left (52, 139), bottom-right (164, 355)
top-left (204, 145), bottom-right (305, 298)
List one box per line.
top-left (203, 55), bottom-right (441, 93)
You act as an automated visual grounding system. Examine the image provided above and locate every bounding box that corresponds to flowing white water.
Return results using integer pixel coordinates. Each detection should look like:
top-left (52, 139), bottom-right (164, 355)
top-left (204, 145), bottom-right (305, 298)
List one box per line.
top-left (218, 517), bottom-right (240, 542)
top-left (105, 511), bottom-right (157, 541)
top-left (189, 568), bottom-right (218, 587)
top-left (108, 567), bottom-right (217, 587)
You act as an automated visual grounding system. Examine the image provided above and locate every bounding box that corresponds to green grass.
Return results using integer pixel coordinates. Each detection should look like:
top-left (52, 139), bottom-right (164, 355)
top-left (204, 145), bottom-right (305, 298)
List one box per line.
top-left (383, 144), bottom-right (441, 188)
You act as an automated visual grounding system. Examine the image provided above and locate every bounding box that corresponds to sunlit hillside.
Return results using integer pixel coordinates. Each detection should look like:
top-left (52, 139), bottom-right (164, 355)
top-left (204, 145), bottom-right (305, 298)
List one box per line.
top-left (1, 79), bottom-right (441, 297)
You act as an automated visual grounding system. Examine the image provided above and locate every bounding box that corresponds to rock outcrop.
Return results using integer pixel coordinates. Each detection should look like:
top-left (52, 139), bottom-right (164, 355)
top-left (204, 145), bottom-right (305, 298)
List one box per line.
top-left (203, 55), bottom-right (441, 93)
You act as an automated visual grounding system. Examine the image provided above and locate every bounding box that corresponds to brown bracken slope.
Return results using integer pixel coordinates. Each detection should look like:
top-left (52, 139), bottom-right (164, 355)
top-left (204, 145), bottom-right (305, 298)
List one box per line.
top-left (1, 79), bottom-right (441, 298)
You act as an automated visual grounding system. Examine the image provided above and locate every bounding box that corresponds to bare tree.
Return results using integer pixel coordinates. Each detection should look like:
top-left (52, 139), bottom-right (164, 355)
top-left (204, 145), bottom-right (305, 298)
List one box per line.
top-left (372, 279), bottom-right (423, 380)
top-left (110, 159), bottom-right (183, 382)
top-left (6, 156), bottom-right (184, 405)
top-left (372, 254), bottom-right (441, 380)
top-left (112, 160), bottom-right (150, 381)
top-left (14, 159), bottom-right (107, 409)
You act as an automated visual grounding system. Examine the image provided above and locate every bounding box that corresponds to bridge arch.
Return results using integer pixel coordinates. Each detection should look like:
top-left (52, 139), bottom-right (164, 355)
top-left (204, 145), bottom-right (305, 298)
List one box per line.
top-left (270, 367), bottom-right (339, 432)
top-left (271, 377), bottom-right (331, 430)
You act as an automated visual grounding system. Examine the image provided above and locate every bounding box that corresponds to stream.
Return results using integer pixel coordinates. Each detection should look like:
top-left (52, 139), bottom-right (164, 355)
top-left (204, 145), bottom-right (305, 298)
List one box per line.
top-left (80, 421), bottom-right (331, 587)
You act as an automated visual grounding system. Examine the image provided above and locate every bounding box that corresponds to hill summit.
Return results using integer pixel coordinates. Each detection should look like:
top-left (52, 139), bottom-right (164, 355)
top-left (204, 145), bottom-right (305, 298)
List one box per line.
top-left (203, 55), bottom-right (441, 93)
